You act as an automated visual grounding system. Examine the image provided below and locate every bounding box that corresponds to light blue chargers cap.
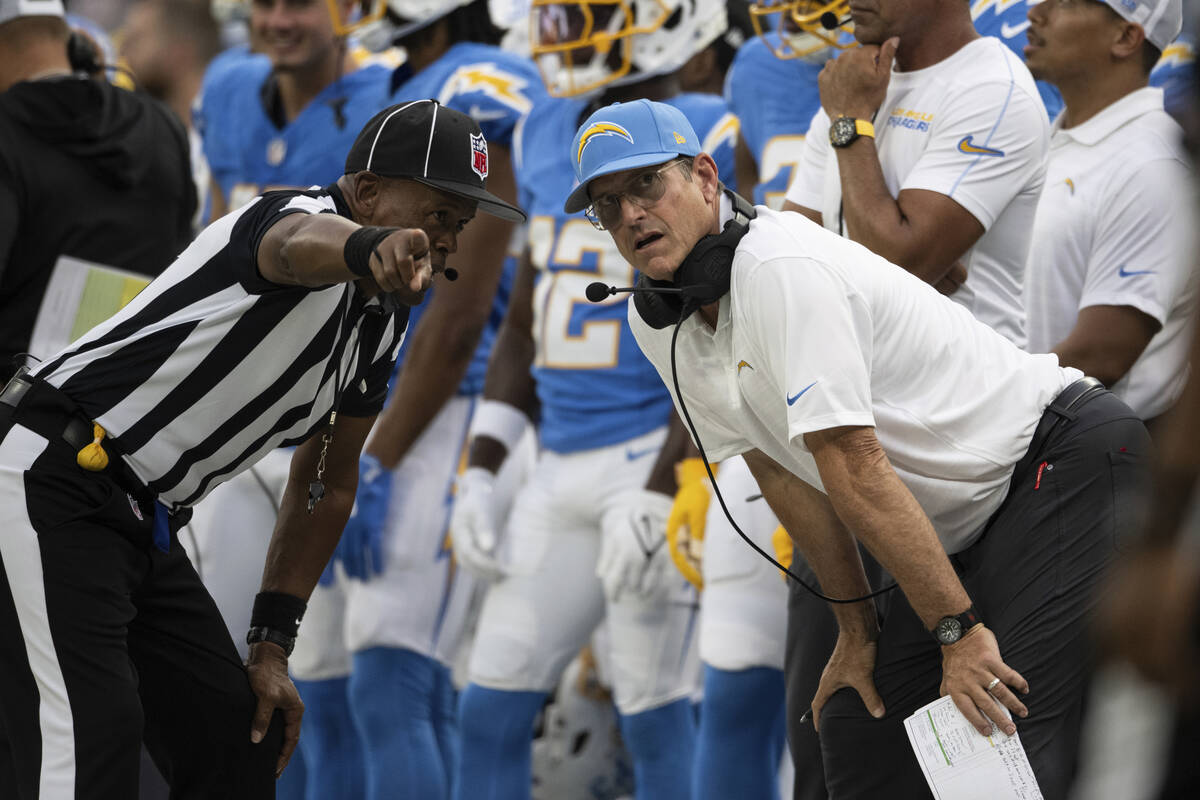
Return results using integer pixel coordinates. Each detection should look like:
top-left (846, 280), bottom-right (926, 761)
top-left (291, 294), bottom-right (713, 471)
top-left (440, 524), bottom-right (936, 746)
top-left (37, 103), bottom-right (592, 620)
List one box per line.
top-left (564, 99), bottom-right (701, 214)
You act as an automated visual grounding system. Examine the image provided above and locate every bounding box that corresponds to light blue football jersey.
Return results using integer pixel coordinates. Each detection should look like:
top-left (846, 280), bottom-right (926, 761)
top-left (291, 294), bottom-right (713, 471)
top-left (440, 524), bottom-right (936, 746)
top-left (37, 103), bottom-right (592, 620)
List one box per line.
top-left (384, 43), bottom-right (547, 395)
top-left (516, 92), bottom-right (737, 453)
top-left (195, 57), bottom-right (390, 210)
top-left (1151, 33), bottom-right (1195, 118)
top-left (724, 36), bottom-right (823, 210)
top-left (970, 0), bottom-right (1064, 119)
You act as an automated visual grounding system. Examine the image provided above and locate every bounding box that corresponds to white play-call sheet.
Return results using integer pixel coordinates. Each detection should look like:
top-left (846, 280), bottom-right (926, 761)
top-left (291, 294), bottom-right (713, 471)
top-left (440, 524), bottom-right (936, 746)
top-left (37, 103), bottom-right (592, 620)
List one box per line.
top-left (905, 694), bottom-right (1044, 800)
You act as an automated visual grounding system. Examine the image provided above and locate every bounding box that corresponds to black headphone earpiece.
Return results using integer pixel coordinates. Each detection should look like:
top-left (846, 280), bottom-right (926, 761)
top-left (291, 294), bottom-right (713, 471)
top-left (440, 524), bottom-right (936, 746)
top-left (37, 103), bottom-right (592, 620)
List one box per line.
top-left (633, 188), bottom-right (757, 329)
top-left (67, 31), bottom-right (103, 75)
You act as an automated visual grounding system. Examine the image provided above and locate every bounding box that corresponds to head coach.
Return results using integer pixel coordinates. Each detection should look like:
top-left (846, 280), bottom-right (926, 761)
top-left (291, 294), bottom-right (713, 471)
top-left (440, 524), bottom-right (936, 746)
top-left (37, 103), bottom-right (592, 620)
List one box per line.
top-left (570, 99), bottom-right (1151, 799)
top-left (0, 98), bottom-right (523, 799)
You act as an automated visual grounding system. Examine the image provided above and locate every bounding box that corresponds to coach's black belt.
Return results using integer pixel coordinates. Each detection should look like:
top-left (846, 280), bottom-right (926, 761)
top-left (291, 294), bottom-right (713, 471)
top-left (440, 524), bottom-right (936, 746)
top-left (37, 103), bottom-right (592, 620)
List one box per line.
top-left (1020, 376), bottom-right (1107, 475)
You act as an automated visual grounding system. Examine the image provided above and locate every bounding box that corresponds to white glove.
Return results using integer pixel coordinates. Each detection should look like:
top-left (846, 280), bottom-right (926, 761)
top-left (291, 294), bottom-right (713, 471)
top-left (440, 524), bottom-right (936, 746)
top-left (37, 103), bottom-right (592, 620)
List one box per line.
top-left (450, 467), bottom-right (507, 582)
top-left (598, 489), bottom-right (674, 603)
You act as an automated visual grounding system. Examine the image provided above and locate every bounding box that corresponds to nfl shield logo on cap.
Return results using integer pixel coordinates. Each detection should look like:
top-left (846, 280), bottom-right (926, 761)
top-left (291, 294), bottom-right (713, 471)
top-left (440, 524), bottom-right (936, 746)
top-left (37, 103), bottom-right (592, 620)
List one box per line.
top-left (471, 132), bottom-right (489, 180)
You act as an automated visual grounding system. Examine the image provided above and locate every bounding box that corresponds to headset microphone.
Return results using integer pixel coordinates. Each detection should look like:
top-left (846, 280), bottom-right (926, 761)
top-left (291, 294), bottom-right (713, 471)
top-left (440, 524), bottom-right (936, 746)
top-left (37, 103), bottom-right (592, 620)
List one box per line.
top-left (820, 11), bottom-right (850, 30)
top-left (585, 281), bottom-right (702, 304)
top-left (444, 267), bottom-right (459, 281)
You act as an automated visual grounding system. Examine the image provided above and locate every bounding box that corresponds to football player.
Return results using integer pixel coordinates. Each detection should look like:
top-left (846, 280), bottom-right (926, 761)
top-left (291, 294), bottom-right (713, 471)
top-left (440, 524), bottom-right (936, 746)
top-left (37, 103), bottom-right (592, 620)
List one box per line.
top-left (188, 2), bottom-right (393, 797)
top-left (329, 1), bottom-right (546, 797)
top-left (668, 454), bottom-right (792, 800)
top-left (448, 0), bottom-right (738, 797)
top-left (732, 2), bottom-right (833, 208)
top-left (196, 0), bottom-right (390, 221)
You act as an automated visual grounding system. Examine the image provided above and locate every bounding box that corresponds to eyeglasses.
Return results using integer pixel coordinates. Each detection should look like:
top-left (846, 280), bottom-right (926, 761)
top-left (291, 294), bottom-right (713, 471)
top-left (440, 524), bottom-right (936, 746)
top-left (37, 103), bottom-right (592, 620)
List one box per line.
top-left (584, 159), bottom-right (690, 230)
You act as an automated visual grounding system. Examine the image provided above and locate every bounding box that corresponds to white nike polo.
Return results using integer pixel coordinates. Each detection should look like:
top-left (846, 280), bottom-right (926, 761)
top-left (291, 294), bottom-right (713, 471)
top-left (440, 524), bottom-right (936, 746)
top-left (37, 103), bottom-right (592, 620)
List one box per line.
top-left (630, 206), bottom-right (1076, 554)
top-left (1024, 87), bottom-right (1196, 419)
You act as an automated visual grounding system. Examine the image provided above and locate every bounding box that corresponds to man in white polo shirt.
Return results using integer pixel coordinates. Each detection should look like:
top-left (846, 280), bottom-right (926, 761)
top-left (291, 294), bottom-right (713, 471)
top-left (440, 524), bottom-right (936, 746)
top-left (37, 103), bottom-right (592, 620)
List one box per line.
top-left (567, 99), bottom-right (1153, 799)
top-left (782, 0), bottom-right (1050, 347)
top-left (1024, 0), bottom-right (1193, 429)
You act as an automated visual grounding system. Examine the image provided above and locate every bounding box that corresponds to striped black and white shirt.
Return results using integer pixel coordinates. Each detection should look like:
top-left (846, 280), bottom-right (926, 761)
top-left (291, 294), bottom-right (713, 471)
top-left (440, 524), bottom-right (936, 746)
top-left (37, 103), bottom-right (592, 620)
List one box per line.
top-left (33, 185), bottom-right (408, 510)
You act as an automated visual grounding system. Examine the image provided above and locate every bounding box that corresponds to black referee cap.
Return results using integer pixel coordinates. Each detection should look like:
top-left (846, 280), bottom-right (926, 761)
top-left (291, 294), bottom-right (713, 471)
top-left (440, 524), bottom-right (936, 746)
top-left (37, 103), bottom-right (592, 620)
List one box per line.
top-left (345, 99), bottom-right (526, 222)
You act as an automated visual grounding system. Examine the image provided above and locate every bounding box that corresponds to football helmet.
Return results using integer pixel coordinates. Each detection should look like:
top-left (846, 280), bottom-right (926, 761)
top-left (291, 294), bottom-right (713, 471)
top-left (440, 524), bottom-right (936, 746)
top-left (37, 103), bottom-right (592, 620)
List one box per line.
top-left (530, 0), bottom-right (729, 96)
top-left (531, 657), bottom-right (635, 800)
top-left (348, 0), bottom-right (476, 49)
top-left (322, 0), bottom-right (388, 38)
top-left (748, 0), bottom-right (855, 60)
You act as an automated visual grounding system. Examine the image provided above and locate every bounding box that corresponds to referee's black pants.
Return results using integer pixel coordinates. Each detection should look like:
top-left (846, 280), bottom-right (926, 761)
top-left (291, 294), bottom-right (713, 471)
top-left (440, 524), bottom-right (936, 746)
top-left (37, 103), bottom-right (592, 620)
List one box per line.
top-left (0, 383), bottom-right (281, 799)
top-left (783, 386), bottom-right (1150, 800)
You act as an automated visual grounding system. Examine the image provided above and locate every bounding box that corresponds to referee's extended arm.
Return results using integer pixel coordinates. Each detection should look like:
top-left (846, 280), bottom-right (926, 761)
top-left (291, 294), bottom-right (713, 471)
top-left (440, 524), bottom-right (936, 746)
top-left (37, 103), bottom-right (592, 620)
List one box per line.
top-left (258, 211), bottom-right (434, 298)
top-left (247, 411), bottom-right (375, 776)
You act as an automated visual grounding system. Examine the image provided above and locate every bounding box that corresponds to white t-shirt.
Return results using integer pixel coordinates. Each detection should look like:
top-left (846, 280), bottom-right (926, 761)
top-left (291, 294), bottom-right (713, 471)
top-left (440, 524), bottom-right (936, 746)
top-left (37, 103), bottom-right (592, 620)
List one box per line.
top-left (629, 207), bottom-right (1079, 553)
top-left (1024, 87), bottom-right (1195, 420)
top-left (786, 36), bottom-right (1050, 347)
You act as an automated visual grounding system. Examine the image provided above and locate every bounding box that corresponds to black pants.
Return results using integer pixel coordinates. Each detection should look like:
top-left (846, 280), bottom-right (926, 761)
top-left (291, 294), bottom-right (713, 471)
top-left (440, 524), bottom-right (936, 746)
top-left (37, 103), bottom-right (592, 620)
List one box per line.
top-left (0, 382), bottom-right (280, 798)
top-left (784, 388), bottom-right (1150, 800)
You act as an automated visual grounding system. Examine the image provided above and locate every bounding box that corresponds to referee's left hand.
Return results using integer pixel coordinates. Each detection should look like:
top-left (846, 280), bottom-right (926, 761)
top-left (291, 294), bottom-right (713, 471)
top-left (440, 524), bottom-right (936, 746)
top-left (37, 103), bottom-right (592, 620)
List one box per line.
top-left (247, 641), bottom-right (304, 778)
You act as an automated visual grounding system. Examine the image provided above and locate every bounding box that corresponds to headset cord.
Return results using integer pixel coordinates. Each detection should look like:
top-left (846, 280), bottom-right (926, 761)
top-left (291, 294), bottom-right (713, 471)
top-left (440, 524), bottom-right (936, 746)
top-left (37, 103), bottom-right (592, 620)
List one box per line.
top-left (668, 310), bottom-right (899, 605)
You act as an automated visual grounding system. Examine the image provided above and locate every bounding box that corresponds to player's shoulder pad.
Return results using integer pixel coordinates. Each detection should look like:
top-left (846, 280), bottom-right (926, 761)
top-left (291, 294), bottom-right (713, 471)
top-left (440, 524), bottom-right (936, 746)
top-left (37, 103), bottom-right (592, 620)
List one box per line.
top-left (434, 43), bottom-right (544, 118)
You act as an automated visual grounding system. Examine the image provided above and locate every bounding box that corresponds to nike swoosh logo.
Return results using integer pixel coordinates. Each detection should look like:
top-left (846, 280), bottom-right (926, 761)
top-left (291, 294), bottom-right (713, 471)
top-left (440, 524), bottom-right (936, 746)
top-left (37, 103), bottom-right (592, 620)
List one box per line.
top-left (737, 360), bottom-right (754, 374)
top-left (469, 105), bottom-right (509, 122)
top-left (625, 446), bottom-right (658, 461)
top-left (1118, 265), bottom-right (1156, 277)
top-left (957, 135), bottom-right (1005, 157)
top-left (1000, 20), bottom-right (1030, 39)
top-left (787, 381), bottom-right (818, 406)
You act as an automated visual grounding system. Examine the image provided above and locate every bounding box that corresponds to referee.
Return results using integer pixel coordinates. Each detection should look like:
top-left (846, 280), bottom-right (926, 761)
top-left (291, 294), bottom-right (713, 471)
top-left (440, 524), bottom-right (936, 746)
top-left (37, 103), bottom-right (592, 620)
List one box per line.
top-left (0, 99), bottom-right (524, 799)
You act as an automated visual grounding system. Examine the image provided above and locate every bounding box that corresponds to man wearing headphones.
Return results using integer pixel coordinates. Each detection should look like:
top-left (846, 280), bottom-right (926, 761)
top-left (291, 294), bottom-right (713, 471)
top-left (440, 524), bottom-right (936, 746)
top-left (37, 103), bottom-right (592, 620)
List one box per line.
top-left (572, 98), bottom-right (1151, 800)
top-left (0, 0), bottom-right (195, 384)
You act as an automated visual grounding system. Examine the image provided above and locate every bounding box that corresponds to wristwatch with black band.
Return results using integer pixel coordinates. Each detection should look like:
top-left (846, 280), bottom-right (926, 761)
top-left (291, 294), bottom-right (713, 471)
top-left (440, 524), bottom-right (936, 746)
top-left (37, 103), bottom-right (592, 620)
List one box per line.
top-left (829, 116), bottom-right (875, 149)
top-left (931, 604), bottom-right (982, 646)
top-left (246, 626), bottom-right (297, 656)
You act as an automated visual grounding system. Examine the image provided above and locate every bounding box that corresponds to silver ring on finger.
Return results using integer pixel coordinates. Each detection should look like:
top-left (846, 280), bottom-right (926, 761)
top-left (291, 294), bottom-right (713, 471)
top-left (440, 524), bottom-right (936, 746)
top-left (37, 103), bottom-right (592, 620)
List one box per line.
top-left (986, 677), bottom-right (1001, 694)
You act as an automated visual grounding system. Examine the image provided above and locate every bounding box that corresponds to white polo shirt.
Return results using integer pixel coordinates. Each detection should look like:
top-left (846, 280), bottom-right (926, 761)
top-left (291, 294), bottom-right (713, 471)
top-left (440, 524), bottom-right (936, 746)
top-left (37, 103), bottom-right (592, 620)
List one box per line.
top-left (786, 36), bottom-right (1050, 347)
top-left (629, 207), bottom-right (1079, 553)
top-left (1024, 87), bottom-right (1195, 420)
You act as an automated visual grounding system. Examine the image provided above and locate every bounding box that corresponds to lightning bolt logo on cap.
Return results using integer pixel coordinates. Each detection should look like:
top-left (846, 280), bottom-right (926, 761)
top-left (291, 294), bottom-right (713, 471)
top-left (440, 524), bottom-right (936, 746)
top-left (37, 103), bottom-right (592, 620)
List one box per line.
top-left (576, 122), bottom-right (635, 165)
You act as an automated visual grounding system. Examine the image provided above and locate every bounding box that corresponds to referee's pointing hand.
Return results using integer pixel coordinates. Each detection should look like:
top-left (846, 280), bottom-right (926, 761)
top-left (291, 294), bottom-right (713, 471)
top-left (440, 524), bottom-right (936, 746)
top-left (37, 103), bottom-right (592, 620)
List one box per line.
top-left (370, 228), bottom-right (433, 295)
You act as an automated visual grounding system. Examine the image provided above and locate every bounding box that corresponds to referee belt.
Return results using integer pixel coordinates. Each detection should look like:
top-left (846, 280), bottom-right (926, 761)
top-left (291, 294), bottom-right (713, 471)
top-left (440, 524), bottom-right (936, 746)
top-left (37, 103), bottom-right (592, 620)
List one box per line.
top-left (0, 369), bottom-right (186, 551)
top-left (0, 370), bottom-right (97, 453)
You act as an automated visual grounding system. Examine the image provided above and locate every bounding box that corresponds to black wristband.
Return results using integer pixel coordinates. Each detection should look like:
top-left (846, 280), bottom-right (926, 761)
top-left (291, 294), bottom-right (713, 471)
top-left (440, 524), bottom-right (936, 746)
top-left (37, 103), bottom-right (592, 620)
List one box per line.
top-left (250, 591), bottom-right (306, 638)
top-left (344, 225), bottom-right (397, 278)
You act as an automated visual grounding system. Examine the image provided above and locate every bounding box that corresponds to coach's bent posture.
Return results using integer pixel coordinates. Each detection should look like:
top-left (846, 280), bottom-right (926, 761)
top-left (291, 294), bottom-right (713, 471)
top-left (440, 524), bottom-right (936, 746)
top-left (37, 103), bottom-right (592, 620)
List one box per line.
top-left (571, 99), bottom-right (1150, 799)
top-left (0, 100), bottom-right (523, 799)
